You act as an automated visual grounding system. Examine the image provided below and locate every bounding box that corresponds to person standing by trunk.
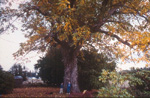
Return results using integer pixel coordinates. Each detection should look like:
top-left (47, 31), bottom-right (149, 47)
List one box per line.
top-left (59, 83), bottom-right (63, 94)
top-left (67, 82), bottom-right (71, 94)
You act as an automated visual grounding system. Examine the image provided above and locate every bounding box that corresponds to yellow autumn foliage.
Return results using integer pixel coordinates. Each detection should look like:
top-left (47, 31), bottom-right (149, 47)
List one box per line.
top-left (9, 0), bottom-right (150, 66)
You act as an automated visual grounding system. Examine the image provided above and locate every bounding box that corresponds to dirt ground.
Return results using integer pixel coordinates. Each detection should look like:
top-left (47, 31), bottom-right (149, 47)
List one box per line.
top-left (2, 87), bottom-right (97, 97)
top-left (2, 87), bottom-right (68, 97)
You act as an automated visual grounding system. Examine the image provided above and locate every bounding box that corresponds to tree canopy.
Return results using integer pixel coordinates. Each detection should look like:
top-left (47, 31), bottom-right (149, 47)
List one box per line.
top-left (6, 0), bottom-right (149, 62)
top-left (1, 0), bottom-right (150, 92)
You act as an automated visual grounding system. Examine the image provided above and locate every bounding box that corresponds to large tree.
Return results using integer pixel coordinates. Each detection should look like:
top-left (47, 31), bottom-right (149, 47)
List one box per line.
top-left (2, 0), bottom-right (150, 93)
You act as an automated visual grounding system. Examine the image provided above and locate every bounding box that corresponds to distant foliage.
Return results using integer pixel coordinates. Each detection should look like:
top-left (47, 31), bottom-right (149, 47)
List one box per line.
top-left (0, 70), bottom-right (14, 94)
top-left (98, 69), bottom-right (133, 97)
top-left (9, 64), bottom-right (29, 81)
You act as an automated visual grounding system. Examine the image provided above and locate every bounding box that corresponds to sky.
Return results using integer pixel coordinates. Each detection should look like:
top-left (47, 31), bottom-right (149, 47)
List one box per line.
top-left (0, 0), bottom-right (42, 71)
top-left (0, 0), bottom-right (147, 72)
top-left (0, 29), bottom-right (43, 71)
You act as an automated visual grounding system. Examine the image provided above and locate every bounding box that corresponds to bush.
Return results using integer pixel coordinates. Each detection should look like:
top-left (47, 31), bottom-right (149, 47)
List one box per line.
top-left (128, 68), bottom-right (150, 97)
top-left (0, 70), bottom-right (14, 94)
top-left (98, 69), bottom-right (133, 97)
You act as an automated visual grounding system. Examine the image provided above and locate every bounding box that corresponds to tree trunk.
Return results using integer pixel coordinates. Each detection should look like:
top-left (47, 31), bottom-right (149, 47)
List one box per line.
top-left (61, 47), bottom-right (80, 93)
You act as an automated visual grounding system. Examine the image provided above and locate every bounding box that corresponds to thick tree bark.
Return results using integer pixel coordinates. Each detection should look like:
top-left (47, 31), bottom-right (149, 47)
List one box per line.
top-left (61, 46), bottom-right (80, 93)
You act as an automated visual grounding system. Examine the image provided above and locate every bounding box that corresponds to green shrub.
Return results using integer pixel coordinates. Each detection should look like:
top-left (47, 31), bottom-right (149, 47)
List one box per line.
top-left (0, 70), bottom-right (14, 94)
top-left (129, 69), bottom-right (150, 91)
top-left (128, 68), bottom-right (150, 97)
top-left (98, 69), bottom-right (134, 97)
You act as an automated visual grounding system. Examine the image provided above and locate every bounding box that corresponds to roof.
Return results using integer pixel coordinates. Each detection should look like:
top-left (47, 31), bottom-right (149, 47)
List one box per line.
top-left (14, 76), bottom-right (23, 79)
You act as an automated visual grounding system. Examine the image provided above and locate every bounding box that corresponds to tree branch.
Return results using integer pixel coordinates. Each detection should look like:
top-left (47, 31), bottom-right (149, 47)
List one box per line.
top-left (26, 6), bottom-right (50, 17)
top-left (0, 14), bottom-right (22, 34)
top-left (94, 1), bottom-right (126, 29)
top-left (68, 0), bottom-right (76, 8)
top-left (123, 4), bottom-right (150, 22)
top-left (99, 29), bottom-right (132, 48)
